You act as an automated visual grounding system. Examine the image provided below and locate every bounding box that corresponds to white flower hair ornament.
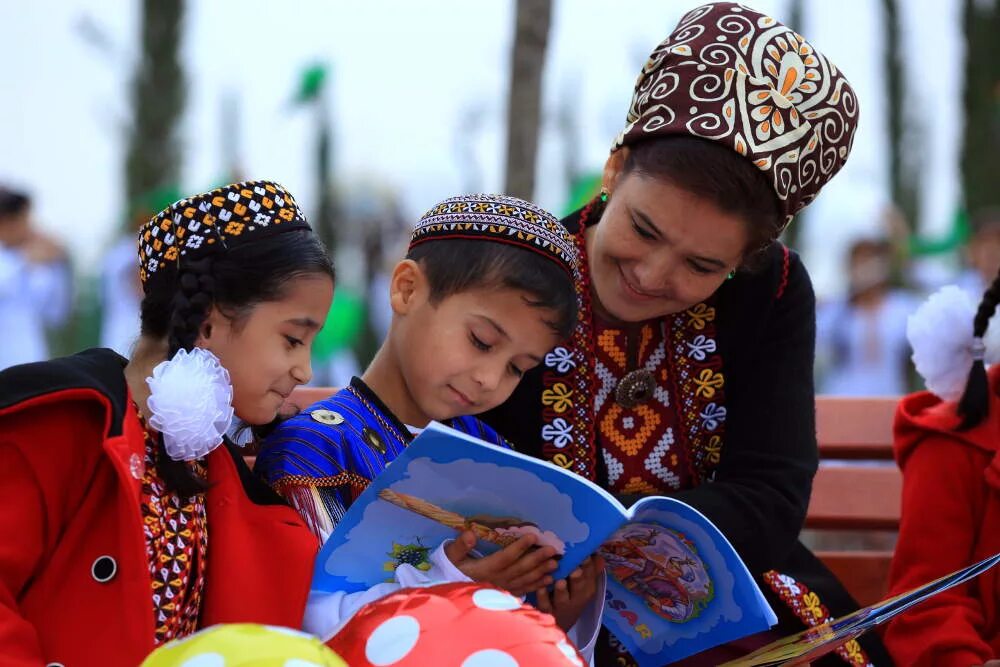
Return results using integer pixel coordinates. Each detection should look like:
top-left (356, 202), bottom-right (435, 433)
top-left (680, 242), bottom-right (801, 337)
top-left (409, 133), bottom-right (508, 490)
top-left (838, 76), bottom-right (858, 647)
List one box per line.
top-left (146, 347), bottom-right (236, 461)
top-left (906, 285), bottom-right (1000, 401)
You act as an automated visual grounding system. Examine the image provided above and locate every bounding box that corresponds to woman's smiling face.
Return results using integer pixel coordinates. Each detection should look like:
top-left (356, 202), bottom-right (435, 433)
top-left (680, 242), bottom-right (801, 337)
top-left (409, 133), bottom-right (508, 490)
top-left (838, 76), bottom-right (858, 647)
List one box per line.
top-left (586, 156), bottom-right (750, 323)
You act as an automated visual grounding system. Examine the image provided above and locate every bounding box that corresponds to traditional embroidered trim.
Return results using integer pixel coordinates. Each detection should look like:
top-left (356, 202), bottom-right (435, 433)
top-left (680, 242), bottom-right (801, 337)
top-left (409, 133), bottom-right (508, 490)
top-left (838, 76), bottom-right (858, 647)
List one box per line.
top-left (763, 570), bottom-right (874, 667)
top-left (776, 244), bottom-right (791, 300)
top-left (668, 304), bottom-right (727, 484)
top-left (272, 471), bottom-right (371, 495)
top-left (136, 411), bottom-right (207, 645)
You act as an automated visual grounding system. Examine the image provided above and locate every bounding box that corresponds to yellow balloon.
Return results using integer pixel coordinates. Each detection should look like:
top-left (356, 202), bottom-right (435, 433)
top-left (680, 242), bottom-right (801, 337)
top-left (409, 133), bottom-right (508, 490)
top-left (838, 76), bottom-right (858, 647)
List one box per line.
top-left (141, 624), bottom-right (348, 667)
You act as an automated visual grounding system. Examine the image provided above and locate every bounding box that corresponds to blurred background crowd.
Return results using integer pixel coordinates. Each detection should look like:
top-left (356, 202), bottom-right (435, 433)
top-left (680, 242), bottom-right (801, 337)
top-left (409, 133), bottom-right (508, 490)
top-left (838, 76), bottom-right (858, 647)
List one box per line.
top-left (2, 0), bottom-right (998, 396)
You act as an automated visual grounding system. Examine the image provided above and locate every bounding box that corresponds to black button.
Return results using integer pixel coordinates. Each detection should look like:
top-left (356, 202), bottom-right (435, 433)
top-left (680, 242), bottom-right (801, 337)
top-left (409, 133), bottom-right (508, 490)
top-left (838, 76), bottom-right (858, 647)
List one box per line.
top-left (91, 555), bottom-right (117, 583)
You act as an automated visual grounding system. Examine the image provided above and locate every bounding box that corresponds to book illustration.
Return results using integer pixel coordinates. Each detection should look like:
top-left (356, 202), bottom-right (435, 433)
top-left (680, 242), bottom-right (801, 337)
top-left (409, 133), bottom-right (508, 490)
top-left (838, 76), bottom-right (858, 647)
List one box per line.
top-left (601, 523), bottom-right (713, 623)
top-left (383, 540), bottom-right (433, 576)
top-left (378, 488), bottom-right (566, 555)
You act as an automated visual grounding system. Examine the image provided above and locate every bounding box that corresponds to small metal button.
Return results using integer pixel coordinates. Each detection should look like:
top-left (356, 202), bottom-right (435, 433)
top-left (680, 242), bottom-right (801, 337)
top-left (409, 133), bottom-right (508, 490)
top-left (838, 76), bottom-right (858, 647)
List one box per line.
top-left (129, 453), bottom-right (144, 479)
top-left (91, 555), bottom-right (117, 583)
top-left (310, 409), bottom-right (345, 426)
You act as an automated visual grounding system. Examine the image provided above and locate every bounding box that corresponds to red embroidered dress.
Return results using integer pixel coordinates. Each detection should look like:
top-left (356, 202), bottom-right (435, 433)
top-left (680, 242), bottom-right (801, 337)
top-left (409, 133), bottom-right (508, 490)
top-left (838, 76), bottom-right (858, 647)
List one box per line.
top-left (136, 412), bottom-right (208, 645)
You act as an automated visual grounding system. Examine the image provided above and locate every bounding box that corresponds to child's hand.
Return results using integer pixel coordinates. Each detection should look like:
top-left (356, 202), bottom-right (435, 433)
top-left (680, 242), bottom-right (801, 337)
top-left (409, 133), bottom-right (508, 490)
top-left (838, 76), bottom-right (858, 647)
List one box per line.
top-left (444, 530), bottom-right (559, 596)
top-left (535, 555), bottom-right (605, 632)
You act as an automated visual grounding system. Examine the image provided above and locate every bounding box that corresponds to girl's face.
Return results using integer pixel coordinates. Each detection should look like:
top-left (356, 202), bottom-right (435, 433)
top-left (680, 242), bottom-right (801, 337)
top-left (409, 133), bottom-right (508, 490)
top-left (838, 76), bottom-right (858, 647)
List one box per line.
top-left (587, 153), bottom-right (749, 323)
top-left (197, 273), bottom-right (334, 425)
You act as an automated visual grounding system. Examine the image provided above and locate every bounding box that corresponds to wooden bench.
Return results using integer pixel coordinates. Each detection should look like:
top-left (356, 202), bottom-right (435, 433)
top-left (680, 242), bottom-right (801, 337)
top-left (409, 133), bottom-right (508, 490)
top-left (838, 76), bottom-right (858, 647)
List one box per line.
top-left (807, 396), bottom-right (902, 607)
top-left (275, 389), bottom-right (903, 606)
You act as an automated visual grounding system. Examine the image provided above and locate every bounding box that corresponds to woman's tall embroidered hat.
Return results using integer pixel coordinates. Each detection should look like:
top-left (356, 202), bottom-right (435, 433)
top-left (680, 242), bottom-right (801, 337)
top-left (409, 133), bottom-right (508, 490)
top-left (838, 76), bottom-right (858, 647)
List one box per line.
top-left (615, 2), bottom-right (859, 230)
top-left (410, 194), bottom-right (578, 278)
top-left (138, 180), bottom-right (311, 291)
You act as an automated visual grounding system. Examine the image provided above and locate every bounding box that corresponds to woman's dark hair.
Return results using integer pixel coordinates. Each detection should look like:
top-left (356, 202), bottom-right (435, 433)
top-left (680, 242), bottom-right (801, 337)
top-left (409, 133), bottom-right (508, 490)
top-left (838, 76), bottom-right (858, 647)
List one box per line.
top-left (957, 267), bottom-right (1000, 430)
top-left (622, 136), bottom-right (782, 269)
top-left (406, 239), bottom-right (578, 340)
top-left (140, 229), bottom-right (335, 495)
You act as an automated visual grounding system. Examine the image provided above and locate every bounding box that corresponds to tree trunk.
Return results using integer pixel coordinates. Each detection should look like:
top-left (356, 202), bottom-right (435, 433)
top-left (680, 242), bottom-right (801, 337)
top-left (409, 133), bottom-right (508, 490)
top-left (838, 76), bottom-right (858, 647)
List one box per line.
top-left (124, 0), bottom-right (185, 224)
top-left (881, 0), bottom-right (920, 231)
top-left (960, 0), bottom-right (1000, 215)
top-left (504, 0), bottom-right (552, 200)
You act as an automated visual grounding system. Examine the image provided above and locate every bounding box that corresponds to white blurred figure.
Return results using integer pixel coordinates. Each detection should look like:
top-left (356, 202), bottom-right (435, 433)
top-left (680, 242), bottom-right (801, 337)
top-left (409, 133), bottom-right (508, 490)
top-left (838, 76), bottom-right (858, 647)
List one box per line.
top-left (99, 235), bottom-right (142, 357)
top-left (0, 188), bottom-right (72, 370)
top-left (816, 238), bottom-right (920, 396)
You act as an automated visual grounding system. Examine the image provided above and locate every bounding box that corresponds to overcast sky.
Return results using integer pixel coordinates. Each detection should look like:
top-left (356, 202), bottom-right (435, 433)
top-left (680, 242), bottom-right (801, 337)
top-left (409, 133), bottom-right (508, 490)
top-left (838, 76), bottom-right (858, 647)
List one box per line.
top-left (0, 0), bottom-right (963, 296)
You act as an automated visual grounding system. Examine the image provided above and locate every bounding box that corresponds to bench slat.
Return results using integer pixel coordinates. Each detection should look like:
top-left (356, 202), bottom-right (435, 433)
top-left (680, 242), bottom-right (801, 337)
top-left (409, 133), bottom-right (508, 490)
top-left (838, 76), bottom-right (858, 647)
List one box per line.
top-left (815, 396), bottom-right (898, 459)
top-left (806, 463), bottom-right (902, 530)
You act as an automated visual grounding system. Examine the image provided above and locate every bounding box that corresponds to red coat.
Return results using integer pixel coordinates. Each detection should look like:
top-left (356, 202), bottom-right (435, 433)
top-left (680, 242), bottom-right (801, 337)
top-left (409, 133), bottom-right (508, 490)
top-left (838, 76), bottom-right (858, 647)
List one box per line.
top-left (0, 350), bottom-right (318, 666)
top-left (883, 366), bottom-right (1000, 667)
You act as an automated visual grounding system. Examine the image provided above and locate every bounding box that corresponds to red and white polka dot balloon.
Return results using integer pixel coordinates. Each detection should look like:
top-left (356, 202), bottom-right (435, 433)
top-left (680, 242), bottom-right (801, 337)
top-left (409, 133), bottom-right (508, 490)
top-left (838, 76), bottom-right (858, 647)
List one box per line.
top-left (327, 582), bottom-right (585, 666)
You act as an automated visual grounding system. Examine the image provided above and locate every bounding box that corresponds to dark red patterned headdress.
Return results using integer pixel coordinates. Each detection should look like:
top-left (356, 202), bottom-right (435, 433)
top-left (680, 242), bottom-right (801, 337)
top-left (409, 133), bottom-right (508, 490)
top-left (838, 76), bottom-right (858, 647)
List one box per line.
top-left (138, 180), bottom-right (311, 291)
top-left (615, 2), bottom-right (859, 231)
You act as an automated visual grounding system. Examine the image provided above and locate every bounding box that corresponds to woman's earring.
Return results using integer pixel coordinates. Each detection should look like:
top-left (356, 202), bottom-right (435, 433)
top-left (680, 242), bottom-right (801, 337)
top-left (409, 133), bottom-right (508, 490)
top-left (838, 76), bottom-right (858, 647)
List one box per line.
top-left (599, 188), bottom-right (609, 203)
top-left (727, 270), bottom-right (736, 280)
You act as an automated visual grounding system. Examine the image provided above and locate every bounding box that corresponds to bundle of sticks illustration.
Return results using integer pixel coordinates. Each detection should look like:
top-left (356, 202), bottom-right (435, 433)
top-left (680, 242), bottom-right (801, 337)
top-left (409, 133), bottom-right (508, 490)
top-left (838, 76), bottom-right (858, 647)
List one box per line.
top-left (378, 489), bottom-right (566, 555)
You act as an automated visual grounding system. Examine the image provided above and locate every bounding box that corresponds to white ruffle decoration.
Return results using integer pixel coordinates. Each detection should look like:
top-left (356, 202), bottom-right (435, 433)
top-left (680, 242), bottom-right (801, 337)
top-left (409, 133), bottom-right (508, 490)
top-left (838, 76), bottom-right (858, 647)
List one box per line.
top-left (907, 285), bottom-right (1000, 401)
top-left (146, 347), bottom-right (235, 461)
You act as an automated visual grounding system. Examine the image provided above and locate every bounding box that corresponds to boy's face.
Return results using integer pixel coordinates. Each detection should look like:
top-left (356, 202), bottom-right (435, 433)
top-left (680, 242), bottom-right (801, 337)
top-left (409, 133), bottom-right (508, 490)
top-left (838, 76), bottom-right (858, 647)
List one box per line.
top-left (392, 264), bottom-right (562, 424)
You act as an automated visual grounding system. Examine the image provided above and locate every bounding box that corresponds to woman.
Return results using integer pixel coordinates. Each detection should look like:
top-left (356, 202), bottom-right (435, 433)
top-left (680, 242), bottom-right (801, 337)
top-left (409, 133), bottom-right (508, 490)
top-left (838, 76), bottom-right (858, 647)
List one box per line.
top-left (484, 4), bottom-right (891, 665)
top-left (0, 181), bottom-right (334, 666)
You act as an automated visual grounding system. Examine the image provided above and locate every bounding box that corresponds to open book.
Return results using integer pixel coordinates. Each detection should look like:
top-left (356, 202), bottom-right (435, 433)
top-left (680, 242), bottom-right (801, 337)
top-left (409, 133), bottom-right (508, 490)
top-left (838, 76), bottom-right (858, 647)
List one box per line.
top-left (720, 551), bottom-right (1000, 666)
top-left (312, 421), bottom-right (777, 666)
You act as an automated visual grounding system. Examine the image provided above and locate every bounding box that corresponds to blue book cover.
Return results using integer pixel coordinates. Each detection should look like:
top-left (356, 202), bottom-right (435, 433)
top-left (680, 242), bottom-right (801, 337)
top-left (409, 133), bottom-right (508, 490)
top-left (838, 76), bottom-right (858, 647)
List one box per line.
top-left (313, 421), bottom-right (777, 666)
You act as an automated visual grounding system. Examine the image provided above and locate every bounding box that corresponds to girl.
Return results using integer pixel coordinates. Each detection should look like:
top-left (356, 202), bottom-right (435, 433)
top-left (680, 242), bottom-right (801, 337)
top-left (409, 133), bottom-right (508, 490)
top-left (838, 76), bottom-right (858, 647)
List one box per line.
top-left (883, 275), bottom-right (1000, 667)
top-left (0, 180), bottom-right (334, 666)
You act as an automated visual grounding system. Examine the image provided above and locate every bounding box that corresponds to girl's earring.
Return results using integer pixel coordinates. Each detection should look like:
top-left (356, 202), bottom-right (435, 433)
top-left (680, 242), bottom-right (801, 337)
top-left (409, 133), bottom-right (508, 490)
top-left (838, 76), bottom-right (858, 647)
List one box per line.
top-left (599, 188), bottom-right (609, 203)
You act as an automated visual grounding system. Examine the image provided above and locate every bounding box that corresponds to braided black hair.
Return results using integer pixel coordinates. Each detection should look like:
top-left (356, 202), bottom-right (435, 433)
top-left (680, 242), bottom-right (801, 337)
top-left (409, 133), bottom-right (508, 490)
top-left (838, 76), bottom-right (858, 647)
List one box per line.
top-left (139, 229), bottom-right (334, 496)
top-left (957, 266), bottom-right (1000, 429)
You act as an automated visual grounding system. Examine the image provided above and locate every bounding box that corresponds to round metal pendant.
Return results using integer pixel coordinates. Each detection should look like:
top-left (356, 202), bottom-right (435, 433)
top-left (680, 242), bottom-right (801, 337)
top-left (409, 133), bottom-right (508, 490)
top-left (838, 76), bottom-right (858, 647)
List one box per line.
top-left (615, 369), bottom-right (656, 408)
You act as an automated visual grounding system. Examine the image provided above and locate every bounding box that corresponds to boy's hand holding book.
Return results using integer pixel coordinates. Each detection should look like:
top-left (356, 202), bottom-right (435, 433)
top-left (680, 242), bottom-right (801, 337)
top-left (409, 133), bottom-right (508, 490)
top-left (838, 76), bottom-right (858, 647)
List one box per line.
top-left (536, 555), bottom-right (606, 632)
top-left (444, 529), bottom-right (558, 596)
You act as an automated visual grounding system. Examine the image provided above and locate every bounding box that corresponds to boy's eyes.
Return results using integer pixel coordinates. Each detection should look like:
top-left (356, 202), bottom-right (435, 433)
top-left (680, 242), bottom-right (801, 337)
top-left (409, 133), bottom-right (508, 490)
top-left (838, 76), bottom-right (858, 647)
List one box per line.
top-left (470, 332), bottom-right (527, 378)
top-left (469, 333), bottom-right (492, 352)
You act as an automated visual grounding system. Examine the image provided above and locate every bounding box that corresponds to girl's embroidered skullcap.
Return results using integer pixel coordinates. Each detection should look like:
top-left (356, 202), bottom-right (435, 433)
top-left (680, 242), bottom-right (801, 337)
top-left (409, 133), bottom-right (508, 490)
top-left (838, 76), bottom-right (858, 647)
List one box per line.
top-left (137, 180), bottom-right (312, 292)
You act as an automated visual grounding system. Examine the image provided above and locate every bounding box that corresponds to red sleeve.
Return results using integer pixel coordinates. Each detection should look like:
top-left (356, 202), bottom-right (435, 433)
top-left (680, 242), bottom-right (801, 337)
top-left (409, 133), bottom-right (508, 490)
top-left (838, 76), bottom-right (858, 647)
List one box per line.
top-left (0, 443), bottom-right (47, 664)
top-left (0, 400), bottom-right (102, 666)
top-left (883, 435), bottom-right (994, 667)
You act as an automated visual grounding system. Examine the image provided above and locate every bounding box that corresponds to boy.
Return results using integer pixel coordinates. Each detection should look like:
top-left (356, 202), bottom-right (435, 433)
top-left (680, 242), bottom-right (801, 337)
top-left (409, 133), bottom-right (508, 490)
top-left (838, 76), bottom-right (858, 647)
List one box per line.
top-left (256, 194), bottom-right (602, 656)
